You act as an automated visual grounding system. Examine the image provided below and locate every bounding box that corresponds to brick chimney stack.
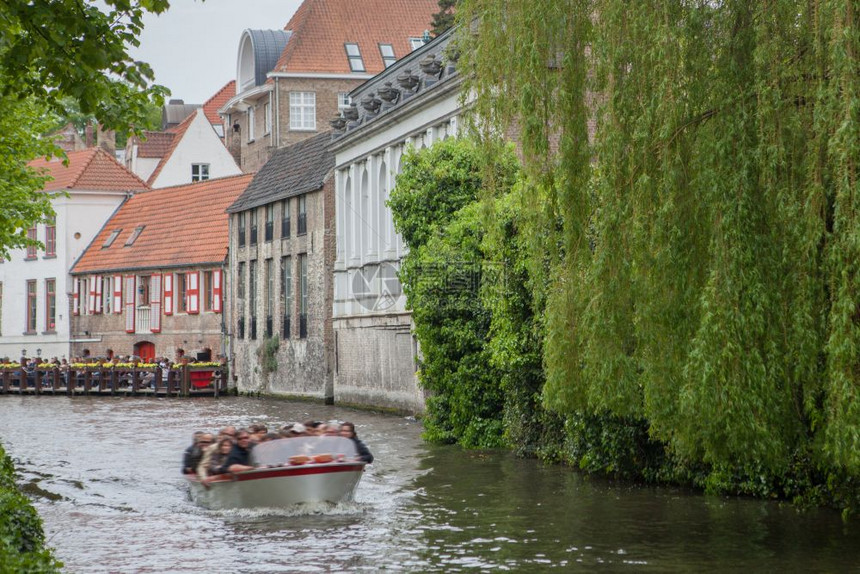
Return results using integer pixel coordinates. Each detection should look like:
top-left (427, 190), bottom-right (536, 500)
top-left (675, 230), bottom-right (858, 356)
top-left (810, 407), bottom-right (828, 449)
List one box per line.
top-left (85, 122), bottom-right (95, 148)
top-left (97, 124), bottom-right (116, 157)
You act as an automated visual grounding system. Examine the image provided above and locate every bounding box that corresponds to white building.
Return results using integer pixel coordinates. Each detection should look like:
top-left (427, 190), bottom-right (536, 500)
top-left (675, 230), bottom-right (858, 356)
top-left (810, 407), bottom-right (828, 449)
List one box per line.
top-left (125, 108), bottom-right (241, 189)
top-left (0, 148), bottom-right (149, 361)
top-left (328, 28), bottom-right (463, 413)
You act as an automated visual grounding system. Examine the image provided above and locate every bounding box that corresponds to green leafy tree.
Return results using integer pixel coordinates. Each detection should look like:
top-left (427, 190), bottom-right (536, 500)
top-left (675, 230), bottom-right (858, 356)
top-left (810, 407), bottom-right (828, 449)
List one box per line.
top-left (431, 0), bottom-right (458, 36)
top-left (0, 0), bottom-right (173, 256)
top-left (455, 0), bottom-right (860, 507)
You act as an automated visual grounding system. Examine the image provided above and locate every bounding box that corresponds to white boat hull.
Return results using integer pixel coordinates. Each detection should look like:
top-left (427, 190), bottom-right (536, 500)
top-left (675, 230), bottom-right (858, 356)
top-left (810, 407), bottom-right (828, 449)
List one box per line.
top-left (187, 462), bottom-right (365, 510)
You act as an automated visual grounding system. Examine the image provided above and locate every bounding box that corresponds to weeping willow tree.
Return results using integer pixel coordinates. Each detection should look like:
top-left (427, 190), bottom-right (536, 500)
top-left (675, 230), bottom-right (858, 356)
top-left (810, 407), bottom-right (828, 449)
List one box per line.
top-left (456, 0), bottom-right (860, 485)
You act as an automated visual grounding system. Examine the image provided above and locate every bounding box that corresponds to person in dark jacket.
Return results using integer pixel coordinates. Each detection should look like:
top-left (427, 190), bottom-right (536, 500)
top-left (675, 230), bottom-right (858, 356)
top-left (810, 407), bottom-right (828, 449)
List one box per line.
top-left (340, 422), bottom-right (374, 464)
top-left (182, 431), bottom-right (211, 474)
top-left (223, 430), bottom-right (255, 473)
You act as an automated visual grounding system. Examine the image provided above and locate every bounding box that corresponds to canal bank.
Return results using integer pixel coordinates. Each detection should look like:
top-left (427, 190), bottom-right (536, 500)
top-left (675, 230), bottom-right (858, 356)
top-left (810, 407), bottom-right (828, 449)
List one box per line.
top-left (3, 395), bottom-right (859, 572)
top-left (0, 440), bottom-right (61, 572)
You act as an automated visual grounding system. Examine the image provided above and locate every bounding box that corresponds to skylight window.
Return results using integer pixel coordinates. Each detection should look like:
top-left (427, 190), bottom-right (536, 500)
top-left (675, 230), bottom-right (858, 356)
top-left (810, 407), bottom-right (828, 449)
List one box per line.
top-left (379, 44), bottom-right (396, 67)
top-left (103, 229), bottom-right (122, 248)
top-left (345, 43), bottom-right (365, 72)
top-left (409, 37), bottom-right (426, 51)
top-left (125, 226), bottom-right (145, 246)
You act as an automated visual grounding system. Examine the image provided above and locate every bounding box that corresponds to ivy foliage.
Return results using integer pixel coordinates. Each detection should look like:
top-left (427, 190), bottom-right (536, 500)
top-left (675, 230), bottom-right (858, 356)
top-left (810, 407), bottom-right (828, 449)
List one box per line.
top-left (0, 443), bottom-right (62, 572)
top-left (390, 138), bottom-right (519, 448)
top-left (454, 0), bottom-right (860, 507)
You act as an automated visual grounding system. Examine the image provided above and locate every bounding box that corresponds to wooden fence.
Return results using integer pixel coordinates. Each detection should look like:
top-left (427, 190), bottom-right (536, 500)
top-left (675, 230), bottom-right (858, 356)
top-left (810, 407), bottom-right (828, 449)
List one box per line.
top-left (0, 364), bottom-right (229, 397)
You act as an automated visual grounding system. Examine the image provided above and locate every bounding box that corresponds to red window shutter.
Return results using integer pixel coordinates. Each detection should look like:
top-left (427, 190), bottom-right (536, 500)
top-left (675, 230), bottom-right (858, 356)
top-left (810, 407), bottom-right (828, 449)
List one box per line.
top-left (213, 269), bottom-right (223, 313)
top-left (114, 275), bottom-right (123, 314)
top-left (94, 275), bottom-right (103, 314)
top-left (188, 271), bottom-right (200, 314)
top-left (72, 278), bottom-right (80, 316)
top-left (164, 273), bottom-right (173, 315)
top-left (124, 275), bottom-right (136, 333)
top-left (150, 274), bottom-right (162, 333)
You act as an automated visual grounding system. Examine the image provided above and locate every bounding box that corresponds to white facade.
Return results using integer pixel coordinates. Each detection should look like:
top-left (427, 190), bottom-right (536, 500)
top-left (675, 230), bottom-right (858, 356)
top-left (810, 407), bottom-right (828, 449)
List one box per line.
top-left (125, 153), bottom-right (160, 183)
top-left (148, 109), bottom-right (242, 189)
top-left (329, 29), bottom-right (463, 412)
top-left (0, 190), bottom-right (128, 361)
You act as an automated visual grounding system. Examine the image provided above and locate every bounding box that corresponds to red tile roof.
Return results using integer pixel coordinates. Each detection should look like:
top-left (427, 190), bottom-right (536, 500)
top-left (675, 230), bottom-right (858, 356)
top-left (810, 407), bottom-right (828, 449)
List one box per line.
top-left (272, 0), bottom-right (438, 75)
top-left (72, 173), bottom-right (254, 274)
top-left (136, 131), bottom-right (176, 158)
top-left (146, 110), bottom-right (198, 186)
top-left (29, 148), bottom-right (149, 192)
top-left (203, 80), bottom-right (235, 125)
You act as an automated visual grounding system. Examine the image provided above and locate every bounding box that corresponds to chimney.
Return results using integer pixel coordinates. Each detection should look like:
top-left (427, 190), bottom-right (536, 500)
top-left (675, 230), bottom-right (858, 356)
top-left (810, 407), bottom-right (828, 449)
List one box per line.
top-left (97, 124), bottom-right (116, 157)
top-left (85, 122), bottom-right (94, 148)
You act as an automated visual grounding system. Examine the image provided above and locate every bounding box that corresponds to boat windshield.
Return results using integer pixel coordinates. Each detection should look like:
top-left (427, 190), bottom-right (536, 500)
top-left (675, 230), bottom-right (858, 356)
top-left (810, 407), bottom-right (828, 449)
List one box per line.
top-left (250, 436), bottom-right (360, 466)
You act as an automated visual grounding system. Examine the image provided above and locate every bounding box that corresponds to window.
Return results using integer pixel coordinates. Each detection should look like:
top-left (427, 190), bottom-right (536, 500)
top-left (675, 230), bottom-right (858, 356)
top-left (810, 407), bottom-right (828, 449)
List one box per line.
top-left (237, 262), bottom-right (246, 338)
top-left (249, 208), bottom-right (258, 245)
top-left (102, 276), bottom-right (113, 314)
top-left (289, 92), bottom-right (316, 131)
top-left (379, 44), bottom-right (396, 67)
top-left (45, 278), bottom-right (56, 332)
top-left (297, 195), bottom-right (307, 235)
top-left (345, 43), bottom-right (365, 72)
top-left (409, 37), bottom-right (426, 51)
top-left (177, 273), bottom-right (187, 313)
top-left (26, 280), bottom-right (36, 333)
top-left (26, 227), bottom-right (37, 259)
top-left (45, 219), bottom-right (56, 257)
top-left (203, 270), bottom-right (213, 311)
top-left (265, 258), bottom-right (273, 337)
top-left (125, 226), bottom-right (145, 246)
top-left (265, 204), bottom-right (274, 242)
top-left (281, 256), bottom-right (292, 339)
top-left (264, 101), bottom-right (272, 134)
top-left (138, 275), bottom-right (150, 306)
top-left (103, 229), bottom-right (122, 248)
top-left (192, 163), bottom-right (210, 182)
top-left (249, 260), bottom-right (257, 339)
top-left (281, 198), bottom-right (291, 238)
top-left (338, 93), bottom-right (351, 112)
top-left (298, 254), bottom-right (308, 338)
top-left (80, 278), bottom-right (89, 315)
top-left (248, 106), bottom-right (255, 141)
top-left (238, 212), bottom-right (246, 248)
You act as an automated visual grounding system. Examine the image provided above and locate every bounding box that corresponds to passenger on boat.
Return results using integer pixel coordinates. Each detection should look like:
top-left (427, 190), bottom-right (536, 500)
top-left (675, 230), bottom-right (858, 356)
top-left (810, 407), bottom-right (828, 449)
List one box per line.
top-left (196, 426), bottom-right (236, 479)
top-left (182, 431), bottom-right (209, 475)
top-left (223, 430), bottom-right (255, 473)
top-left (203, 437), bottom-right (235, 481)
top-left (285, 423), bottom-right (308, 437)
top-left (324, 422), bottom-right (341, 437)
top-left (340, 422), bottom-right (374, 464)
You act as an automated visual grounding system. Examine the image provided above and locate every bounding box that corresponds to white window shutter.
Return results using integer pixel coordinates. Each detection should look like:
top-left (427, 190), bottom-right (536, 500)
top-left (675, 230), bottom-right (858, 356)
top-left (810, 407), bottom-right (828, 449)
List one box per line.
top-left (124, 276), bottom-right (136, 333)
top-left (150, 274), bottom-right (162, 333)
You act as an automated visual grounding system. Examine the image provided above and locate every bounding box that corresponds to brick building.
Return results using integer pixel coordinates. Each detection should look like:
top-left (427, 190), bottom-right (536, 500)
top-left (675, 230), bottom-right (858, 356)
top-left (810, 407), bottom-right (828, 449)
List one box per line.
top-left (219, 0), bottom-right (439, 173)
top-left (226, 133), bottom-right (335, 399)
top-left (70, 174), bottom-right (253, 361)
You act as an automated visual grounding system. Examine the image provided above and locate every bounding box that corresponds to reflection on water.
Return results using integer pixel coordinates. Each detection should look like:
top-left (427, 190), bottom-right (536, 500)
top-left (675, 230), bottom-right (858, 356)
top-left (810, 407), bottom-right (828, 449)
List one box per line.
top-left (0, 396), bottom-right (858, 573)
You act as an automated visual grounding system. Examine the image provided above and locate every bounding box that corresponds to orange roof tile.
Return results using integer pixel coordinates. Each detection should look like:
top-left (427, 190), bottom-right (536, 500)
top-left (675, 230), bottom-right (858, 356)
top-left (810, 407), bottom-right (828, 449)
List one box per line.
top-left (29, 148), bottom-right (149, 192)
top-left (146, 110), bottom-right (198, 186)
top-left (272, 0), bottom-right (438, 75)
top-left (72, 173), bottom-right (254, 274)
top-left (203, 80), bottom-right (235, 125)
top-left (137, 131), bottom-right (176, 158)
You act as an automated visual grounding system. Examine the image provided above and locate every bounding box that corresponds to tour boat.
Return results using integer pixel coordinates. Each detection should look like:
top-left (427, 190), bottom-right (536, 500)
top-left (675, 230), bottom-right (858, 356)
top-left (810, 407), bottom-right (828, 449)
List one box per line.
top-left (186, 436), bottom-right (367, 510)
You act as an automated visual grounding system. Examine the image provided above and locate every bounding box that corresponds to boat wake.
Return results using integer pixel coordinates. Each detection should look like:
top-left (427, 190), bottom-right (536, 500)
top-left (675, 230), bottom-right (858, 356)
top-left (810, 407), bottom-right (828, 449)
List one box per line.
top-left (213, 499), bottom-right (369, 519)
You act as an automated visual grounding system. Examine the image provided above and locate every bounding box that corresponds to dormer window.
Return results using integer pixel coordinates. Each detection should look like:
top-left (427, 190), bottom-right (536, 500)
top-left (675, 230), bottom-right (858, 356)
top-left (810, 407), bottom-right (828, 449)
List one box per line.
top-left (345, 43), bottom-right (365, 72)
top-left (125, 226), bottom-right (145, 246)
top-left (103, 229), bottom-right (122, 248)
top-left (379, 44), bottom-right (396, 68)
top-left (409, 37), bottom-right (426, 51)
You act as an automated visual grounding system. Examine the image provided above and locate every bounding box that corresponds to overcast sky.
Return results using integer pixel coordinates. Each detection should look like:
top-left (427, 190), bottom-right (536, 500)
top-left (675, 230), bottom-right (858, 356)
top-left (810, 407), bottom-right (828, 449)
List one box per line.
top-left (128, 0), bottom-right (303, 104)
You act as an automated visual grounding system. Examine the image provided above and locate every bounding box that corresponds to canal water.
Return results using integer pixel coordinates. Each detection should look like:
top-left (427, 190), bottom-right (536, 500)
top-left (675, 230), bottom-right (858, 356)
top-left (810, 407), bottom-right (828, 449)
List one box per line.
top-left (0, 396), bottom-right (858, 572)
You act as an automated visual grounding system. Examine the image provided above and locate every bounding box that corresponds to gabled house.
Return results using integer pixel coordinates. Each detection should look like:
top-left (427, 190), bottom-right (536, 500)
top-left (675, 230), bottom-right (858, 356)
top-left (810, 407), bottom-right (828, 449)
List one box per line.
top-left (125, 108), bottom-right (242, 189)
top-left (203, 80), bottom-right (236, 141)
top-left (225, 133), bottom-right (335, 399)
top-left (0, 148), bottom-right (149, 361)
top-left (219, 0), bottom-right (439, 173)
top-left (328, 27), bottom-right (463, 413)
top-left (70, 173), bottom-right (254, 362)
